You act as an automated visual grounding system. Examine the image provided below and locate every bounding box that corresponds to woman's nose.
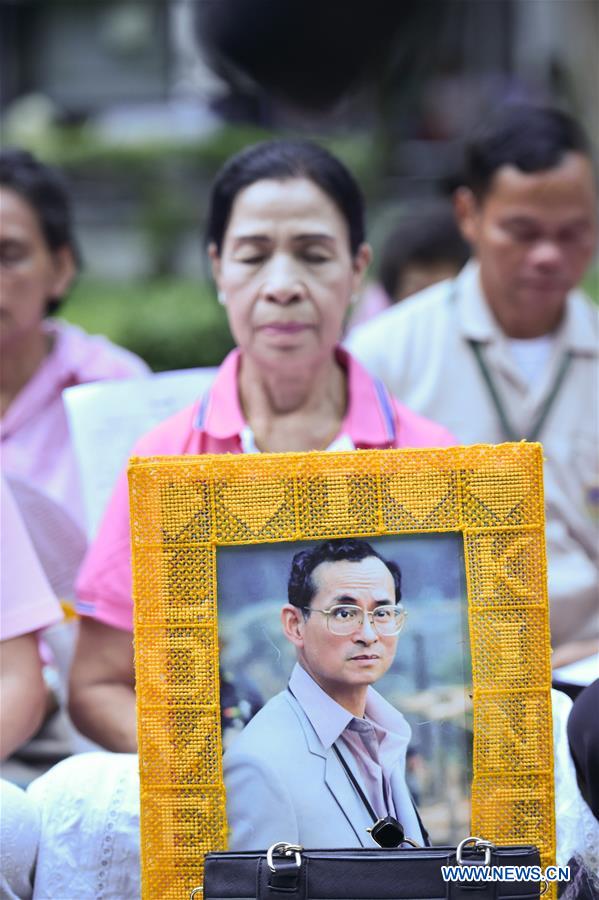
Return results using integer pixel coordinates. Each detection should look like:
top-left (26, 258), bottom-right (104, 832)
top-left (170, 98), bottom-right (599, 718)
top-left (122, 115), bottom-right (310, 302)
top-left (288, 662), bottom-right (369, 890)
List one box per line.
top-left (262, 256), bottom-right (304, 304)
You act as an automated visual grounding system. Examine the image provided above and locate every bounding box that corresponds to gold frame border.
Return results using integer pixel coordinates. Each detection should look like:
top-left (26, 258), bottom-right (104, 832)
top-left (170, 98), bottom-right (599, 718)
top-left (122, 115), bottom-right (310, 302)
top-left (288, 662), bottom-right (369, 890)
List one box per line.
top-left (129, 443), bottom-right (555, 900)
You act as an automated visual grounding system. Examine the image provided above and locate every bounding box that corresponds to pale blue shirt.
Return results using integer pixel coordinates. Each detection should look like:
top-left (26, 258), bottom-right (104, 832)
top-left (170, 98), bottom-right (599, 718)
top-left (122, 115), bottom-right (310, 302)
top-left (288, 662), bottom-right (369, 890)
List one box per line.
top-left (289, 663), bottom-right (418, 834)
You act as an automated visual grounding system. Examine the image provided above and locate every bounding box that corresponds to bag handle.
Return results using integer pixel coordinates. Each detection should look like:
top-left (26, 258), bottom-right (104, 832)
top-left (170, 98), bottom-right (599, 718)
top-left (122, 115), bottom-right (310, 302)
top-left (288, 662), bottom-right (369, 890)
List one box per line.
top-left (260, 843), bottom-right (305, 899)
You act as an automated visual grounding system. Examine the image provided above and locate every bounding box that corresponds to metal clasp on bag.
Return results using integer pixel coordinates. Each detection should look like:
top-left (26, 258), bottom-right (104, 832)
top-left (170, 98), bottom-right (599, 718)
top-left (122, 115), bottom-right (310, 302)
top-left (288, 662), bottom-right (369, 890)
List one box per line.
top-left (266, 841), bottom-right (303, 873)
top-left (456, 836), bottom-right (495, 866)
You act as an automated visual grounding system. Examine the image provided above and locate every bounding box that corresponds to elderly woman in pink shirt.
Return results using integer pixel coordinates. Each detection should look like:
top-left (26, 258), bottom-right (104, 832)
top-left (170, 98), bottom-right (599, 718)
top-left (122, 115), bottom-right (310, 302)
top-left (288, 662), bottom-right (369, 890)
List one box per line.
top-left (0, 149), bottom-right (148, 530)
top-left (29, 140), bottom-right (454, 897)
top-left (70, 139), bottom-right (454, 751)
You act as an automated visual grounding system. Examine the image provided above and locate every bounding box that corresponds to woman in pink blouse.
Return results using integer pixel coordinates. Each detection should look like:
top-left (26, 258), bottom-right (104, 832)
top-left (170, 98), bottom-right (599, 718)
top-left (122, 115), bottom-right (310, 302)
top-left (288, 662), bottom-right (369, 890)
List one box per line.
top-left (71, 139), bottom-right (454, 752)
top-left (0, 149), bottom-right (148, 530)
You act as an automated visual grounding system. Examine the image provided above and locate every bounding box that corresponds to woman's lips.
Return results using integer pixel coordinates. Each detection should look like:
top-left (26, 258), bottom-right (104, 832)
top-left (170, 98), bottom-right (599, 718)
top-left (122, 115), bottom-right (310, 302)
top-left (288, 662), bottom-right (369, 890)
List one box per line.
top-left (260, 322), bottom-right (312, 334)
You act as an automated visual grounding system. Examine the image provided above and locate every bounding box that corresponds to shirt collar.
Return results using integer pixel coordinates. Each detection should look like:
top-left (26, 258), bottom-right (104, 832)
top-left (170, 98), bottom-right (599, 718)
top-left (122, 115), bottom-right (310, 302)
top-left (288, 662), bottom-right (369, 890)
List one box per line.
top-left (41, 319), bottom-right (92, 384)
top-left (1, 321), bottom-right (78, 436)
top-left (289, 663), bottom-right (353, 749)
top-left (557, 288), bottom-right (598, 355)
top-left (455, 260), bottom-right (597, 354)
top-left (194, 349), bottom-right (245, 438)
top-left (454, 261), bottom-right (501, 343)
top-left (338, 346), bottom-right (396, 446)
top-left (288, 662), bottom-right (411, 751)
top-left (195, 346), bottom-right (397, 447)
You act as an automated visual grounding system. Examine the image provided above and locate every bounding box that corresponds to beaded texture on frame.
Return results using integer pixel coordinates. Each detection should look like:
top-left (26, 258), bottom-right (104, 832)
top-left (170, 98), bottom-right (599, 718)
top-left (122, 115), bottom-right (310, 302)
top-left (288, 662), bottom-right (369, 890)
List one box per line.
top-left (129, 443), bottom-right (555, 900)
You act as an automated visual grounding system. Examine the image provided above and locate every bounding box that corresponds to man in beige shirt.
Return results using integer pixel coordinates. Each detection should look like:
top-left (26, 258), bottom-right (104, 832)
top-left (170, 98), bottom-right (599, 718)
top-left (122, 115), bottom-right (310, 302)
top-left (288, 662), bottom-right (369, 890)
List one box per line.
top-left (347, 105), bottom-right (598, 656)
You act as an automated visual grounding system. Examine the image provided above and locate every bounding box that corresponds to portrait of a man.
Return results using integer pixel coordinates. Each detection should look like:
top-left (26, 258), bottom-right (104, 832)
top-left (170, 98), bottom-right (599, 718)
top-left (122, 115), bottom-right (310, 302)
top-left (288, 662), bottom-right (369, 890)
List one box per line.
top-left (223, 538), bottom-right (428, 850)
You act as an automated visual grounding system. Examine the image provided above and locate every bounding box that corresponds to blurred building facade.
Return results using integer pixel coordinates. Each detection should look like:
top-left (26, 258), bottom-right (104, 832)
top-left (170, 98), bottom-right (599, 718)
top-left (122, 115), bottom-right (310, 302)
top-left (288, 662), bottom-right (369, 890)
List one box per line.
top-left (1, 0), bottom-right (596, 284)
top-left (2, 1), bottom-right (596, 130)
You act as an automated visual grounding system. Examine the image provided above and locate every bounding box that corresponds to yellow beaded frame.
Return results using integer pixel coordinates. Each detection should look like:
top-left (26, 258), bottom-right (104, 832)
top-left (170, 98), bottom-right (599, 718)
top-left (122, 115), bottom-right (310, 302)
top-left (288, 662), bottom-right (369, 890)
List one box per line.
top-left (129, 443), bottom-right (555, 899)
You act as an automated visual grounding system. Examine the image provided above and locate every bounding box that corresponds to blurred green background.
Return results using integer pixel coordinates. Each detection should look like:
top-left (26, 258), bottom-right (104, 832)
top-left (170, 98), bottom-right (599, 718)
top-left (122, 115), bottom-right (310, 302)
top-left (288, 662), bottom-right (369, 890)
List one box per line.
top-left (2, 0), bottom-right (597, 371)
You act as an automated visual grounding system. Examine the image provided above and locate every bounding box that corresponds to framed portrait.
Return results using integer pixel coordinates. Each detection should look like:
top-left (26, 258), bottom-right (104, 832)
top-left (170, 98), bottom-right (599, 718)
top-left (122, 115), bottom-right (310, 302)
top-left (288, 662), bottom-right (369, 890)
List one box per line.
top-left (129, 443), bottom-right (554, 899)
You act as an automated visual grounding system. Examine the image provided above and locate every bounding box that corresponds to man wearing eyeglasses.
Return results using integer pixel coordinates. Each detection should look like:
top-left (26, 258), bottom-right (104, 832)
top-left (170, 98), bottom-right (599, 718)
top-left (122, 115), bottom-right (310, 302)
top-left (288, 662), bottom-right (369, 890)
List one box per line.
top-left (223, 538), bottom-right (426, 851)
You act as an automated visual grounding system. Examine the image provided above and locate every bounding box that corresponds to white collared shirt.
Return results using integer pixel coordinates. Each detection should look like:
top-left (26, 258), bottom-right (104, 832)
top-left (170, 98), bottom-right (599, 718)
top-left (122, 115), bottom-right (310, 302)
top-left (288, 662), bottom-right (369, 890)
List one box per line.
top-left (346, 262), bottom-right (599, 647)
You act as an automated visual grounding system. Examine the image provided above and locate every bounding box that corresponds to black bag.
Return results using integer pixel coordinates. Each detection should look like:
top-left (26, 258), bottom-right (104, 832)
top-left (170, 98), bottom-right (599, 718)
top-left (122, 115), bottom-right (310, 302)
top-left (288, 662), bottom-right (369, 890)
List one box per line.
top-left (201, 837), bottom-right (545, 899)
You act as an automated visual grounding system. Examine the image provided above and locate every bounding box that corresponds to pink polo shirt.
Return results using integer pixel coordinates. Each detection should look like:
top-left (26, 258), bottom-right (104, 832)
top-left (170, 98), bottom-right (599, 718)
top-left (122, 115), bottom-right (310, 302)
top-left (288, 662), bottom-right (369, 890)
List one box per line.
top-left (76, 348), bottom-right (454, 631)
top-left (1, 319), bottom-right (149, 529)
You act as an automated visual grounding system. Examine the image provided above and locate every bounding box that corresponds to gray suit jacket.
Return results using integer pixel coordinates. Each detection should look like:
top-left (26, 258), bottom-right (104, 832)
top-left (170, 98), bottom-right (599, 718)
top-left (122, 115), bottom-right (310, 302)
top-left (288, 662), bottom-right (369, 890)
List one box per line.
top-left (223, 687), bottom-right (423, 850)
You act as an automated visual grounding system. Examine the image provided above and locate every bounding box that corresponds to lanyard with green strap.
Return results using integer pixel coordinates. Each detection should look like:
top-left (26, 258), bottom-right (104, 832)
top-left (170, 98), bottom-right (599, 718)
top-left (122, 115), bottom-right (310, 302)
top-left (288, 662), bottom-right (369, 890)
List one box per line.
top-left (448, 280), bottom-right (574, 442)
top-left (466, 339), bottom-right (573, 442)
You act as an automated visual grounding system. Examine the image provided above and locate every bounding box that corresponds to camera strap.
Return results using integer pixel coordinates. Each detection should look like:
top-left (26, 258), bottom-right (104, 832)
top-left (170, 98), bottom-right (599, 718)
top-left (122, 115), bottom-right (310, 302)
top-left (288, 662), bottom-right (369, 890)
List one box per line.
top-left (332, 742), bottom-right (383, 824)
top-left (332, 743), bottom-right (416, 849)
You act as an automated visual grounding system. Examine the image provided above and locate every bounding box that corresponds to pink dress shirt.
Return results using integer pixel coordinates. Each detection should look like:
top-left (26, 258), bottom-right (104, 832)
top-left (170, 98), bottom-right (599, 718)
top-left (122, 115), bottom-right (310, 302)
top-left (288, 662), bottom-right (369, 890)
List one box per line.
top-left (0, 477), bottom-right (63, 641)
top-left (288, 663), bottom-right (422, 840)
top-left (76, 347), bottom-right (455, 631)
top-left (1, 320), bottom-right (149, 529)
